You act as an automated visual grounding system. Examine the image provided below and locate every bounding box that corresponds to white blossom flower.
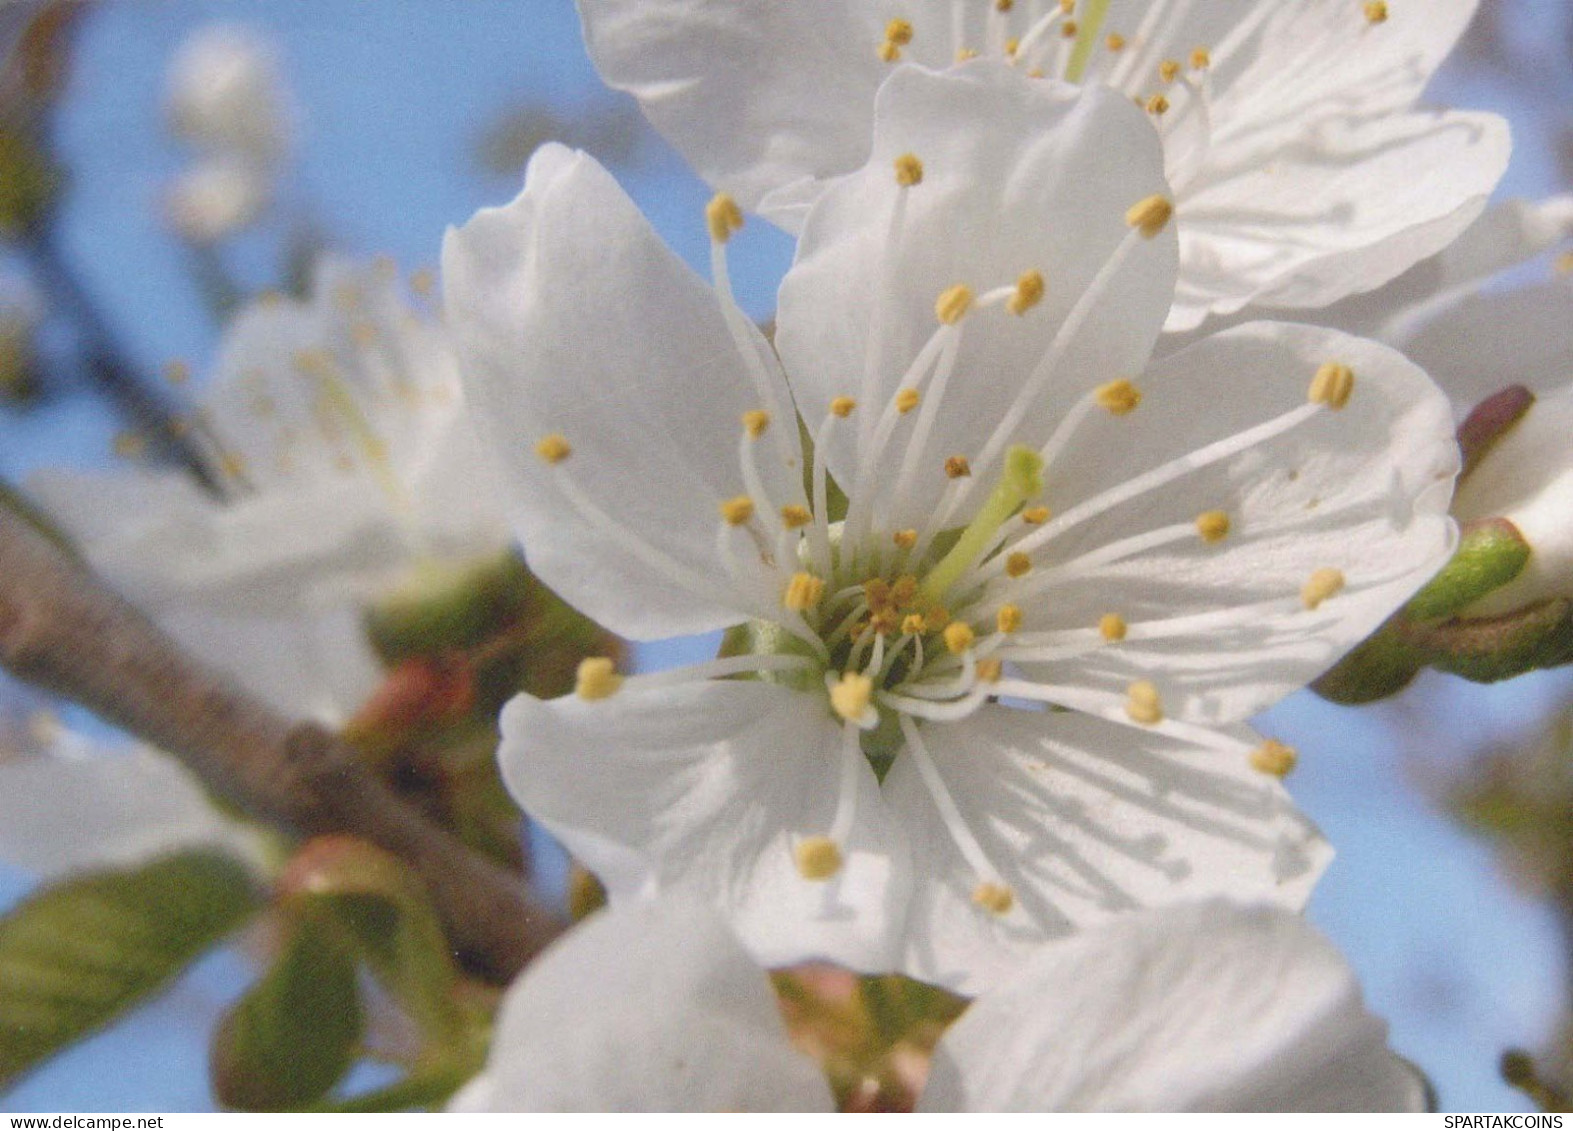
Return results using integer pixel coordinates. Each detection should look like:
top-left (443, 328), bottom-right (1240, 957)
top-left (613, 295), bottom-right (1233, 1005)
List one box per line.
top-left (578, 0), bottom-right (1509, 330)
top-left (453, 897), bottom-right (1426, 1112)
top-left (31, 258), bottom-right (508, 721)
top-left (443, 67), bottom-right (1458, 990)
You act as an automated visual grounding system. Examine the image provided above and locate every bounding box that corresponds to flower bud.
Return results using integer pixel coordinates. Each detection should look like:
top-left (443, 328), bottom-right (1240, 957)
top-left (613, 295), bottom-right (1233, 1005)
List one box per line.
top-left (1317, 385), bottom-right (1573, 700)
top-left (164, 25), bottom-right (291, 164)
top-left (163, 158), bottom-right (270, 244)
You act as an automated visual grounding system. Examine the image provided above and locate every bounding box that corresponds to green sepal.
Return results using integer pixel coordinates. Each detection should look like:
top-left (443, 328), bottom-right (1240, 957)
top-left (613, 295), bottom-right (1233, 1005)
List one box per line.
top-left (0, 851), bottom-right (260, 1088)
top-left (1310, 620), bottom-right (1426, 705)
top-left (211, 903), bottom-right (363, 1112)
top-left (1403, 518), bottom-right (1531, 622)
top-left (1402, 598), bottom-right (1573, 684)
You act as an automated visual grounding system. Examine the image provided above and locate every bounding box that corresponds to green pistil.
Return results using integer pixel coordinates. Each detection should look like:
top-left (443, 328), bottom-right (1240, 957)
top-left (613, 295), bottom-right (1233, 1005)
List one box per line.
top-left (920, 445), bottom-right (1044, 603)
top-left (1064, 0), bottom-right (1111, 83)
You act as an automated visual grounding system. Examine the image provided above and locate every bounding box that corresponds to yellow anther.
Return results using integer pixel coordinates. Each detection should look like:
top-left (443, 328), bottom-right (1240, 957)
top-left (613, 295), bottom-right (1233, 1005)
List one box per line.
top-left (1005, 37), bottom-right (1020, 58)
top-left (170, 414), bottom-right (194, 437)
top-left (1301, 567), bottom-right (1346, 610)
top-left (1095, 378), bottom-right (1141, 415)
top-left (1195, 510), bottom-right (1231, 543)
top-left (1190, 46), bottom-right (1212, 70)
top-left (781, 504), bottom-right (813, 529)
top-left (943, 622), bottom-right (976, 654)
top-left (1005, 552), bottom-right (1032, 579)
top-left (112, 431), bottom-right (147, 459)
top-left (975, 658), bottom-right (1004, 683)
top-left (1100, 613), bottom-right (1128, 642)
top-left (894, 153), bottom-right (924, 187)
top-left (956, 46), bottom-right (979, 61)
top-left (575, 657), bottom-right (623, 701)
top-left (1059, 0), bottom-right (1074, 12)
top-left (945, 455), bottom-right (973, 480)
top-left (1021, 505), bottom-right (1051, 525)
top-left (1158, 58), bottom-right (1181, 83)
top-left (1105, 31), bottom-right (1127, 51)
top-left (1125, 680), bottom-right (1163, 725)
top-left (410, 267), bottom-right (435, 296)
top-left (1126, 194), bottom-right (1174, 239)
top-left (885, 18), bottom-right (914, 45)
top-left (1308, 362), bottom-right (1354, 409)
top-left (742, 409), bottom-right (770, 438)
top-left (1250, 739), bottom-right (1298, 778)
top-left (1555, 251), bottom-right (1573, 276)
top-left (163, 360), bottom-right (190, 385)
top-left (1145, 93), bottom-right (1170, 116)
top-left (720, 495), bottom-right (755, 526)
top-left (972, 881), bottom-right (1015, 915)
top-left (830, 395), bottom-right (857, 418)
top-left (795, 837), bottom-right (843, 881)
top-left (901, 613), bottom-right (927, 636)
top-left (895, 388), bottom-right (921, 415)
top-left (830, 671), bottom-right (875, 723)
top-left (1060, 20), bottom-right (1077, 38)
top-left (535, 433), bottom-right (571, 464)
top-left (926, 606), bottom-right (951, 631)
top-left (893, 528), bottom-right (919, 550)
top-left (995, 0), bottom-right (1013, 10)
top-left (1363, 1), bottom-right (1388, 24)
top-left (784, 571), bottom-right (826, 611)
top-left (1007, 270), bottom-right (1046, 316)
top-left (935, 283), bottom-right (975, 325)
top-left (1027, 67), bottom-right (1046, 78)
top-left (220, 452), bottom-right (249, 479)
top-left (996, 605), bottom-right (1023, 634)
top-left (878, 40), bottom-right (901, 62)
top-left (705, 193), bottom-right (744, 243)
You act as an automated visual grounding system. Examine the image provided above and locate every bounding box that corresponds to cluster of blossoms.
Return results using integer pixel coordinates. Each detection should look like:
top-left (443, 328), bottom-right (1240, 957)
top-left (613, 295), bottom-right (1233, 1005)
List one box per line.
top-left (426, 0), bottom-right (1523, 1106)
top-left (23, 0), bottom-right (1573, 1113)
top-left (34, 257), bottom-right (508, 720)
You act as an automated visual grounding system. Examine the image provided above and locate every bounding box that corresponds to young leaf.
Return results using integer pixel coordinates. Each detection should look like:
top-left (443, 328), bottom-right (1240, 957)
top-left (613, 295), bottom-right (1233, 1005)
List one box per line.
top-left (0, 850), bottom-right (260, 1087)
top-left (210, 905), bottom-right (363, 1112)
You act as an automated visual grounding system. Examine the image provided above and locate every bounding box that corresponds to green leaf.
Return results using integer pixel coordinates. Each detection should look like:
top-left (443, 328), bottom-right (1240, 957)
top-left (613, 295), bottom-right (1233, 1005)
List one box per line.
top-left (211, 906), bottom-right (363, 1112)
top-left (0, 851), bottom-right (260, 1087)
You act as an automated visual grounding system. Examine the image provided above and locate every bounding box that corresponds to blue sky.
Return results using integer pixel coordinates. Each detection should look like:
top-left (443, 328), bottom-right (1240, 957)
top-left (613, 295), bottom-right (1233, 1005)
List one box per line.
top-left (3, 0), bottom-right (1569, 1112)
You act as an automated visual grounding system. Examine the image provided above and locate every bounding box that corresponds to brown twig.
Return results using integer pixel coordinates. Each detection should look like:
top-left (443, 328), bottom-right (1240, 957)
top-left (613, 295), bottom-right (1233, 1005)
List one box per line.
top-left (0, 504), bottom-right (564, 982)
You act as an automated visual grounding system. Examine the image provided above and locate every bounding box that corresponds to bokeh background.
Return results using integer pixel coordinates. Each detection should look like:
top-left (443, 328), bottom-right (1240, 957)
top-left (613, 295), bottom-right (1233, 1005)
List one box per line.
top-left (0, 0), bottom-right (1570, 1111)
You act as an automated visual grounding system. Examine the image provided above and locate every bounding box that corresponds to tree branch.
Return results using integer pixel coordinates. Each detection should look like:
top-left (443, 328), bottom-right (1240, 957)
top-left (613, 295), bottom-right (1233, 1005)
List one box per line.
top-left (0, 504), bottom-right (564, 982)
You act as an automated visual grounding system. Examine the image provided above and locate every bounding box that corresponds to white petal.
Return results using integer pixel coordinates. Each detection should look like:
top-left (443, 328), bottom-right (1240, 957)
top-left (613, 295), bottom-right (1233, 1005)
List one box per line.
top-left (1015, 321), bottom-right (1456, 724)
top-left (0, 744), bottom-right (261, 879)
top-left (884, 710), bottom-right (1328, 995)
top-left (498, 680), bottom-right (911, 973)
top-left (1173, 110), bottom-right (1509, 325)
top-left (578, 0), bottom-right (885, 228)
top-left (474, 898), bottom-right (834, 1111)
top-left (777, 67), bottom-right (1175, 529)
top-left (920, 902), bottom-right (1424, 1112)
top-left (1403, 275), bottom-right (1573, 413)
top-left (443, 144), bottom-right (802, 640)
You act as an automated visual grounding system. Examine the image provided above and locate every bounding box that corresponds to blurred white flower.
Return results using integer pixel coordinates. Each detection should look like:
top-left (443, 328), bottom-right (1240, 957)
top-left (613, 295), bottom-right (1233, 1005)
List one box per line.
top-left (444, 69), bottom-right (1458, 990)
top-left (162, 157), bottom-right (271, 246)
top-left (31, 257), bottom-right (509, 722)
top-left (164, 24), bottom-right (291, 165)
top-left (0, 723), bottom-right (263, 881)
top-left (453, 898), bottom-right (1426, 1112)
top-left (579, 0), bottom-right (1508, 330)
